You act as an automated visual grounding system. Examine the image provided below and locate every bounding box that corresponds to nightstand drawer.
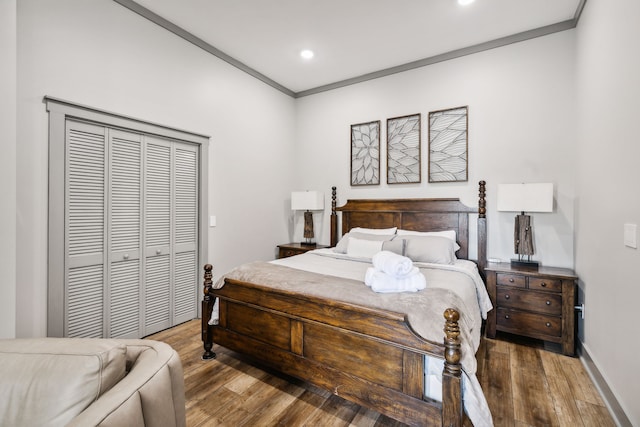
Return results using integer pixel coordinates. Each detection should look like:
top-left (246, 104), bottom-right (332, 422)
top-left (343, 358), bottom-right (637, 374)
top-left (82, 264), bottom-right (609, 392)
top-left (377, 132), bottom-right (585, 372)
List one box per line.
top-left (277, 243), bottom-right (330, 259)
top-left (496, 308), bottom-right (562, 337)
top-left (529, 277), bottom-right (562, 293)
top-left (279, 248), bottom-right (301, 258)
top-left (496, 287), bottom-right (562, 316)
top-left (496, 273), bottom-right (526, 288)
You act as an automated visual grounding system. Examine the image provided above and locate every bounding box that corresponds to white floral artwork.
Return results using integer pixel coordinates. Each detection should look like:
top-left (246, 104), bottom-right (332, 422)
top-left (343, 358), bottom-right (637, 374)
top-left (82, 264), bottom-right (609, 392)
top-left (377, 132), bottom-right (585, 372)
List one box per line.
top-left (387, 114), bottom-right (421, 184)
top-left (351, 120), bottom-right (380, 186)
top-left (428, 106), bottom-right (468, 183)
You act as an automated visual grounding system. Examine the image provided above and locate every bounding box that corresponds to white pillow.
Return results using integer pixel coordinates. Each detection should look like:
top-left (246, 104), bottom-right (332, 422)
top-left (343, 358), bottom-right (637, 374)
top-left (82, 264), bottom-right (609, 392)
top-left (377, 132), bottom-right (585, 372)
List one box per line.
top-left (404, 235), bottom-right (459, 264)
top-left (397, 229), bottom-right (457, 242)
top-left (349, 227), bottom-right (397, 235)
top-left (334, 232), bottom-right (394, 254)
top-left (382, 238), bottom-right (406, 256)
top-left (346, 237), bottom-right (384, 258)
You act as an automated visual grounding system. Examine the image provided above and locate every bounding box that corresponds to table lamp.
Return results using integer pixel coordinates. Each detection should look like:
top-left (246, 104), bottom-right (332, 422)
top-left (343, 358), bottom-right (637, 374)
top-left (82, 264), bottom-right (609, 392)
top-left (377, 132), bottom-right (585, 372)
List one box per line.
top-left (497, 183), bottom-right (553, 269)
top-left (291, 191), bottom-right (324, 245)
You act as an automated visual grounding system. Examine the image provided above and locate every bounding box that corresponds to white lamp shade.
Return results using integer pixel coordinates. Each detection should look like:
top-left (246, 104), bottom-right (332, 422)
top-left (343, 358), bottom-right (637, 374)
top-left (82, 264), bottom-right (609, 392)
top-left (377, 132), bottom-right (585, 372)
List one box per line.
top-left (291, 191), bottom-right (324, 211)
top-left (497, 183), bottom-right (553, 213)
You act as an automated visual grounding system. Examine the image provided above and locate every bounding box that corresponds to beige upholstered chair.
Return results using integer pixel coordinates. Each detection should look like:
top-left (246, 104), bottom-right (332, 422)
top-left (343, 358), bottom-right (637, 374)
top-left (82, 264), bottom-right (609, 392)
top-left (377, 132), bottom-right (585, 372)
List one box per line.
top-left (0, 338), bottom-right (186, 427)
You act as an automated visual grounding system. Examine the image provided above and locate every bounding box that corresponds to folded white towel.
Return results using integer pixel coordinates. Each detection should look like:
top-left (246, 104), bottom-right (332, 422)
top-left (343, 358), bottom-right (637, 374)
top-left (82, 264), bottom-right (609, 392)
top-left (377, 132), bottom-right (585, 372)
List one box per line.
top-left (364, 267), bottom-right (426, 293)
top-left (372, 250), bottom-right (414, 278)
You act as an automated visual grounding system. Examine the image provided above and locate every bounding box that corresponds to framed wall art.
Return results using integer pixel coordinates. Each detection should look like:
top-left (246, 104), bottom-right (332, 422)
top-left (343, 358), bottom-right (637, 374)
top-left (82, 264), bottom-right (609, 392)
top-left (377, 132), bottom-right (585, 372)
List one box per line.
top-left (350, 120), bottom-right (380, 186)
top-left (428, 106), bottom-right (468, 183)
top-left (386, 113), bottom-right (421, 184)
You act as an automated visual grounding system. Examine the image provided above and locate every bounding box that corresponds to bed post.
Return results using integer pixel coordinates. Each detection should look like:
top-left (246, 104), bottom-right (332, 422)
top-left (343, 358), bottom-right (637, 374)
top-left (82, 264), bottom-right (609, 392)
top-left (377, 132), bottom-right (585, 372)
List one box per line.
top-left (201, 264), bottom-right (216, 360)
top-left (477, 180), bottom-right (487, 279)
top-left (442, 308), bottom-right (463, 427)
top-left (330, 186), bottom-right (339, 247)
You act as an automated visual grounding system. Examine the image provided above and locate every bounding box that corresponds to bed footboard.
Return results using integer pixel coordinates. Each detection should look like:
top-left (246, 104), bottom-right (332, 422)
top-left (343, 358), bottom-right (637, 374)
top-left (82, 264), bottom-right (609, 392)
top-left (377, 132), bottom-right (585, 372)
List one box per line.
top-left (200, 264), bottom-right (464, 426)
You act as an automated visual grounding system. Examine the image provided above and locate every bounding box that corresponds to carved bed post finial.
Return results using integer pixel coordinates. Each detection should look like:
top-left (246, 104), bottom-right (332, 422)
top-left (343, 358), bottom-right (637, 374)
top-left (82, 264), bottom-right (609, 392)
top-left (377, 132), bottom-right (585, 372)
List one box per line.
top-left (478, 180), bottom-right (486, 219)
top-left (330, 186), bottom-right (339, 247)
top-left (332, 186), bottom-right (337, 213)
top-left (203, 263), bottom-right (213, 291)
top-left (442, 308), bottom-right (463, 427)
top-left (202, 264), bottom-right (216, 360)
top-left (477, 181), bottom-right (487, 278)
top-left (443, 308), bottom-right (462, 376)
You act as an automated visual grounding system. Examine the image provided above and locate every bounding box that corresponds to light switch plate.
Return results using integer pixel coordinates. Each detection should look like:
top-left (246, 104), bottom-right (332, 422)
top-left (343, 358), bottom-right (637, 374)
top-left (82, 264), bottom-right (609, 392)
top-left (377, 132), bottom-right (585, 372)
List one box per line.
top-left (209, 215), bottom-right (216, 227)
top-left (624, 223), bottom-right (637, 248)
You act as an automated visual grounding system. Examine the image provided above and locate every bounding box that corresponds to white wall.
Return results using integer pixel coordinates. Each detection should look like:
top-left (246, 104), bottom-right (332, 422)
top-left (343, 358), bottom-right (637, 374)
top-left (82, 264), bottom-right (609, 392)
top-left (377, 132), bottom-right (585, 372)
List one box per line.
top-left (16, 0), bottom-right (296, 337)
top-left (295, 31), bottom-right (577, 269)
top-left (11, 1), bottom-right (638, 422)
top-left (0, 0), bottom-right (17, 339)
top-left (575, 0), bottom-right (640, 424)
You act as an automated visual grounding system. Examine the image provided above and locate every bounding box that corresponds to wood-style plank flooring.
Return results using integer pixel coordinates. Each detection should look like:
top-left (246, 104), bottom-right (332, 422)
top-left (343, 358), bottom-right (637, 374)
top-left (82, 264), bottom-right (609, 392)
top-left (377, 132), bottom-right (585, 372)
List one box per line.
top-left (148, 320), bottom-right (615, 426)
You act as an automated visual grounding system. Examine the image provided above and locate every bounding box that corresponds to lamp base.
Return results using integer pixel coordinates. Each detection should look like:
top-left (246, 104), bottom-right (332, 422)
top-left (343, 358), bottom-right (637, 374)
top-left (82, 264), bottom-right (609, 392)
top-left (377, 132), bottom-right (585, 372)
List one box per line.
top-left (510, 259), bottom-right (539, 270)
top-left (302, 211), bottom-right (315, 246)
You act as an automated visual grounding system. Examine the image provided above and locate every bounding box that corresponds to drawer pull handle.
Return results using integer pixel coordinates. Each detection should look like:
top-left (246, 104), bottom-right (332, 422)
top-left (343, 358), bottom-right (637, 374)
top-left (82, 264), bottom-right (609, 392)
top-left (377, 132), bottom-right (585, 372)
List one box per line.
top-left (541, 282), bottom-right (547, 287)
top-left (509, 278), bottom-right (514, 283)
top-left (546, 300), bottom-right (551, 305)
top-left (156, 249), bottom-right (161, 255)
top-left (505, 294), bottom-right (510, 299)
top-left (546, 322), bottom-right (551, 327)
top-left (505, 315), bottom-right (510, 319)
top-left (123, 253), bottom-right (129, 260)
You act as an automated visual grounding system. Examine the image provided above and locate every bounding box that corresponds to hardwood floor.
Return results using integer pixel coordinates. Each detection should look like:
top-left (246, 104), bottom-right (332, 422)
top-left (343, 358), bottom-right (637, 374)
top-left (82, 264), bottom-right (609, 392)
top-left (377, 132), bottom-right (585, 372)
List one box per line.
top-left (148, 320), bottom-right (615, 427)
top-left (477, 333), bottom-right (615, 427)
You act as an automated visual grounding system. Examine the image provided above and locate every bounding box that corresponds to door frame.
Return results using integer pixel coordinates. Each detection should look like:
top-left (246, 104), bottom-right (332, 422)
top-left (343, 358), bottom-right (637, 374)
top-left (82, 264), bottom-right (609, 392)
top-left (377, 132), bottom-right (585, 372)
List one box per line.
top-left (45, 96), bottom-right (209, 337)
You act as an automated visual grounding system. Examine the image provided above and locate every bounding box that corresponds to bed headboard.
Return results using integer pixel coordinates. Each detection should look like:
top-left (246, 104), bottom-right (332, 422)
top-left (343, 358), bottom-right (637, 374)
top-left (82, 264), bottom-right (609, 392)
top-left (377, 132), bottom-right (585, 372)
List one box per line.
top-left (330, 181), bottom-right (487, 275)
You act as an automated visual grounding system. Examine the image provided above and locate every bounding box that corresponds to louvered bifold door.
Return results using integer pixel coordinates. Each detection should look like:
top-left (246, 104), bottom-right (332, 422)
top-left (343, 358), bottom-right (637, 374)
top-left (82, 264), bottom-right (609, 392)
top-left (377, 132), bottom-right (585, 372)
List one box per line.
top-left (65, 120), bottom-right (106, 338)
top-left (173, 142), bottom-right (199, 325)
top-left (143, 136), bottom-right (173, 336)
top-left (108, 129), bottom-right (143, 338)
top-left (63, 122), bottom-right (200, 338)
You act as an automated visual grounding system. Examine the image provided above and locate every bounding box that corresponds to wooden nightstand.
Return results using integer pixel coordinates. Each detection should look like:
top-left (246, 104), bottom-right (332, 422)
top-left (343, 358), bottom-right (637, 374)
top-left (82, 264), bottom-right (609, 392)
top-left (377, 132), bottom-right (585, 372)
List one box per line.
top-left (485, 262), bottom-right (578, 356)
top-left (277, 242), bottom-right (330, 259)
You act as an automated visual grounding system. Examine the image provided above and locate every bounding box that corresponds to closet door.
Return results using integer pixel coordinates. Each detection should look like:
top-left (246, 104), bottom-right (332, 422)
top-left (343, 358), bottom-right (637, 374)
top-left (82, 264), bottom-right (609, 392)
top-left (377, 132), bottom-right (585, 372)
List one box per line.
top-left (65, 120), bottom-right (106, 338)
top-left (62, 121), bottom-right (200, 338)
top-left (47, 97), bottom-right (208, 340)
top-left (108, 129), bottom-right (143, 338)
top-left (143, 136), bottom-right (173, 335)
top-left (142, 137), bottom-right (199, 335)
top-left (173, 143), bottom-right (198, 325)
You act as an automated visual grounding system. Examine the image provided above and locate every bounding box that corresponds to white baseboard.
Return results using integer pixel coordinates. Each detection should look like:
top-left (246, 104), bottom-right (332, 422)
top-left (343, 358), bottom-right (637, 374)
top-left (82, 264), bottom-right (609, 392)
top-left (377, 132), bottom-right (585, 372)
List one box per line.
top-left (577, 341), bottom-right (632, 427)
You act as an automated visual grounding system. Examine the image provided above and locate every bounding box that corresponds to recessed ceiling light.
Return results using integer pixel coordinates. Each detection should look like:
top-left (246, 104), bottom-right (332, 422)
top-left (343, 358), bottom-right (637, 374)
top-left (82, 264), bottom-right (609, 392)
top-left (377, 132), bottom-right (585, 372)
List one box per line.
top-left (300, 49), bottom-right (314, 60)
top-left (458, 0), bottom-right (475, 5)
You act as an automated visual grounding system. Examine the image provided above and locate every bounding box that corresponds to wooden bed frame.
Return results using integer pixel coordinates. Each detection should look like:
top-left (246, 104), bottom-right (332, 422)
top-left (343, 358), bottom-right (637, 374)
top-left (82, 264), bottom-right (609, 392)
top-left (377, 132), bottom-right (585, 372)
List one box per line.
top-left (202, 181), bottom-right (487, 426)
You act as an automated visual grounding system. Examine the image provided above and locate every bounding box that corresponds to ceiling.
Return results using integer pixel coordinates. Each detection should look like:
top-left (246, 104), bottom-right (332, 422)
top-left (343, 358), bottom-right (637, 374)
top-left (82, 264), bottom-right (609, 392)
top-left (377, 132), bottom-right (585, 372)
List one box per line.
top-left (116, 0), bottom-right (584, 97)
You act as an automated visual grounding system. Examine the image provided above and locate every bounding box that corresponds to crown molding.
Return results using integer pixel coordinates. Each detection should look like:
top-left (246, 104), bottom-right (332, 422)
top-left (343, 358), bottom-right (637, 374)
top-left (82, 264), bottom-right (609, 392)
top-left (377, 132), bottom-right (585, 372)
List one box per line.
top-left (114, 0), bottom-right (586, 99)
top-left (113, 0), bottom-right (295, 98)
